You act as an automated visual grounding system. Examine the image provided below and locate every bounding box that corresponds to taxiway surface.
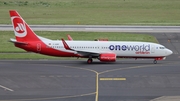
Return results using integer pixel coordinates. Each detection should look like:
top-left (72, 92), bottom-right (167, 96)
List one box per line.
top-left (0, 30), bottom-right (180, 101)
top-left (0, 58), bottom-right (180, 101)
top-left (1, 25), bottom-right (180, 33)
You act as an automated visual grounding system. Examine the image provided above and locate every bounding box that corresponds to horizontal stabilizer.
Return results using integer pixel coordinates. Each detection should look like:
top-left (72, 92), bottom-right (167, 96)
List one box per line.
top-left (9, 38), bottom-right (28, 45)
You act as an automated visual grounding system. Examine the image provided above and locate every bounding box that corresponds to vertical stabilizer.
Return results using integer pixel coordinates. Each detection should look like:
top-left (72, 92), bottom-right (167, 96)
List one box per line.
top-left (9, 10), bottom-right (40, 42)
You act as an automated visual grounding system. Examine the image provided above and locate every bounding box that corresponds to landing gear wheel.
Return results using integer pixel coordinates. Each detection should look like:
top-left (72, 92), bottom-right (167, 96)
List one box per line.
top-left (153, 60), bottom-right (157, 64)
top-left (87, 59), bottom-right (93, 64)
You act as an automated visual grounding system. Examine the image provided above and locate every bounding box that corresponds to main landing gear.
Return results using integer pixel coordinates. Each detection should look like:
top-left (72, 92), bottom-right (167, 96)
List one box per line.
top-left (87, 58), bottom-right (93, 64)
top-left (87, 56), bottom-right (93, 64)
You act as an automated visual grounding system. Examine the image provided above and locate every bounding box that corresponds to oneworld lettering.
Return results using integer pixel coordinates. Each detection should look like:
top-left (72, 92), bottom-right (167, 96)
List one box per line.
top-left (109, 44), bottom-right (150, 51)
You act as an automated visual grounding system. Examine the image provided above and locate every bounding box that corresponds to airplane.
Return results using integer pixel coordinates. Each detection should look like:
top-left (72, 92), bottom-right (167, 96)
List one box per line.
top-left (9, 10), bottom-right (173, 64)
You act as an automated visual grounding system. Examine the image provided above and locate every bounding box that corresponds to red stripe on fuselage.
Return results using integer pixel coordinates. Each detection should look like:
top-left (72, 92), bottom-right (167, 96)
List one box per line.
top-left (15, 41), bottom-right (78, 57)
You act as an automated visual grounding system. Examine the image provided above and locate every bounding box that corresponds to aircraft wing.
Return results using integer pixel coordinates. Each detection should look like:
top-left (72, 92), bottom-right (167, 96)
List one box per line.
top-left (61, 39), bottom-right (111, 57)
top-left (75, 50), bottom-right (100, 57)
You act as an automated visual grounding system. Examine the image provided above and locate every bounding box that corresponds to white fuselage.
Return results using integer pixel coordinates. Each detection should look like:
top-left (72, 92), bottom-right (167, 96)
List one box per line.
top-left (43, 40), bottom-right (172, 58)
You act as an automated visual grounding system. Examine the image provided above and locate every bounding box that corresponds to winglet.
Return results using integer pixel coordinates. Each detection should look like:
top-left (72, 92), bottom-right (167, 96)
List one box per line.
top-left (67, 34), bottom-right (73, 41)
top-left (61, 38), bottom-right (71, 50)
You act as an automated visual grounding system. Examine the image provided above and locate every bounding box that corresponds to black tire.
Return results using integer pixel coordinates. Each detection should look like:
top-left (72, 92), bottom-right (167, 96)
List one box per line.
top-left (87, 59), bottom-right (93, 64)
top-left (153, 60), bottom-right (157, 64)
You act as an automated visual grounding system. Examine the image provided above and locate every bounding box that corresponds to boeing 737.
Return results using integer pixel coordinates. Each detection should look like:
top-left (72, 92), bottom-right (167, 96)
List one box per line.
top-left (9, 10), bottom-right (173, 64)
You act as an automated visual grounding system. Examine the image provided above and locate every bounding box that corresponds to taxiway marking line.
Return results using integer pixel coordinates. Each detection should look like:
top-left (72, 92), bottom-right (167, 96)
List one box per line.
top-left (100, 78), bottom-right (126, 81)
top-left (0, 92), bottom-right (96, 101)
top-left (37, 64), bottom-right (99, 101)
top-left (30, 61), bottom-right (178, 101)
top-left (95, 73), bottom-right (99, 101)
top-left (99, 61), bottom-right (179, 75)
top-left (0, 85), bottom-right (14, 92)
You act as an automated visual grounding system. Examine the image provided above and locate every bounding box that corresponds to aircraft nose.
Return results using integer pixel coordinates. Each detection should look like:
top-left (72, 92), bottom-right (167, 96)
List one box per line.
top-left (166, 49), bottom-right (173, 56)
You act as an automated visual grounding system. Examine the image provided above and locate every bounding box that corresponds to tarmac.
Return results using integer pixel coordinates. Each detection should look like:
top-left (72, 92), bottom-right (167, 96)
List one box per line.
top-left (1, 25), bottom-right (180, 33)
top-left (0, 31), bottom-right (180, 101)
top-left (0, 58), bottom-right (180, 101)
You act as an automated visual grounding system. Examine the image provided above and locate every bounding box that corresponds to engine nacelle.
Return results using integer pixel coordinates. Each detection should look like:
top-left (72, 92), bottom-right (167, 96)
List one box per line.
top-left (99, 53), bottom-right (116, 62)
top-left (155, 57), bottom-right (165, 60)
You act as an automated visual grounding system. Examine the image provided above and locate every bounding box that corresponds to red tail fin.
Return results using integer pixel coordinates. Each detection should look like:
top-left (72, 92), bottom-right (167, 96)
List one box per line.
top-left (9, 10), bottom-right (40, 42)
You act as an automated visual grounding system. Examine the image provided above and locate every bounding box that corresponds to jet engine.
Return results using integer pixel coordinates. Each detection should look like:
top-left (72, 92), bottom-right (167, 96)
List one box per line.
top-left (99, 53), bottom-right (116, 62)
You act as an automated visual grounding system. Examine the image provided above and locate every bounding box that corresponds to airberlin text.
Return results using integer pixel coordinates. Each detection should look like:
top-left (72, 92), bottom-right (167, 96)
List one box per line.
top-left (109, 44), bottom-right (150, 54)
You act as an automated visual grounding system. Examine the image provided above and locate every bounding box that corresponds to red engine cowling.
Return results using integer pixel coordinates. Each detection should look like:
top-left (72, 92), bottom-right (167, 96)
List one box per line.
top-left (99, 53), bottom-right (116, 62)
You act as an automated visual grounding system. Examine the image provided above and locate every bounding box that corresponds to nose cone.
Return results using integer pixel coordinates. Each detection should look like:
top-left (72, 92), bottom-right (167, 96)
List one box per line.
top-left (166, 49), bottom-right (173, 56)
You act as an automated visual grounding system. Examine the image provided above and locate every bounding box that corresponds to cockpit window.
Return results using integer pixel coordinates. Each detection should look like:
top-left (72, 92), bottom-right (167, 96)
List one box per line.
top-left (159, 47), bottom-right (165, 49)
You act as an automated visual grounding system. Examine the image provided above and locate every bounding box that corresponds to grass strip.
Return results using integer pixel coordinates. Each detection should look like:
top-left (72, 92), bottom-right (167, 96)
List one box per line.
top-left (1, 0), bottom-right (180, 25)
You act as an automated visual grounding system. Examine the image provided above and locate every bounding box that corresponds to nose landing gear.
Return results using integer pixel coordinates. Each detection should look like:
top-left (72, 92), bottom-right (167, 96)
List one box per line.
top-left (153, 57), bottom-right (164, 64)
top-left (153, 60), bottom-right (157, 64)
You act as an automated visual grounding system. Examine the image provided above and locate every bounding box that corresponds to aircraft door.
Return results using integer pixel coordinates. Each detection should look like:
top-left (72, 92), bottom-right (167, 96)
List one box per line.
top-left (37, 43), bottom-right (41, 52)
top-left (151, 44), bottom-right (155, 53)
